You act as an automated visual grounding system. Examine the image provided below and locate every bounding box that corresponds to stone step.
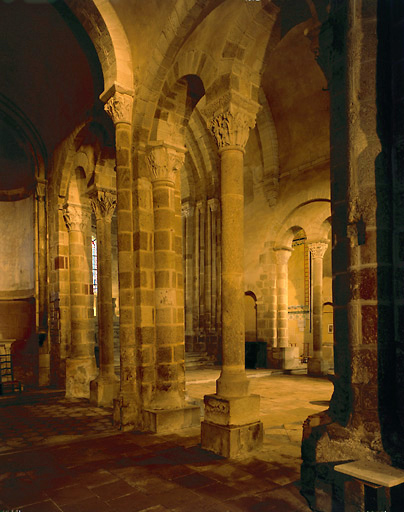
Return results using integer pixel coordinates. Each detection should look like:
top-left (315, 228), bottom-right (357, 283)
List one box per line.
top-left (185, 352), bottom-right (216, 370)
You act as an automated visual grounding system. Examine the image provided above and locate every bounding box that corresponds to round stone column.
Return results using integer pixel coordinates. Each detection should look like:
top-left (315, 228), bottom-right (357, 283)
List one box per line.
top-left (217, 145), bottom-right (249, 397)
top-left (63, 203), bottom-right (96, 398)
top-left (182, 202), bottom-right (195, 349)
top-left (307, 241), bottom-right (328, 376)
top-left (200, 103), bottom-right (263, 458)
top-left (103, 89), bottom-right (140, 429)
top-left (147, 143), bottom-right (186, 409)
top-left (274, 247), bottom-right (293, 348)
top-left (89, 190), bottom-right (119, 406)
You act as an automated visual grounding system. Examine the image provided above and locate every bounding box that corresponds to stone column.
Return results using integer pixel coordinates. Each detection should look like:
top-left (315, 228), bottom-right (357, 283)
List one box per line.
top-left (208, 198), bottom-right (219, 336)
top-left (301, 3), bottom-right (399, 509)
top-left (63, 203), bottom-right (96, 398)
top-left (307, 241), bottom-right (328, 376)
top-left (144, 142), bottom-right (199, 432)
top-left (36, 180), bottom-right (50, 387)
top-left (197, 200), bottom-right (206, 343)
top-left (103, 89), bottom-right (139, 429)
top-left (205, 200), bottom-right (212, 335)
top-left (89, 190), bottom-right (119, 406)
top-left (275, 247), bottom-right (292, 348)
top-left (274, 247), bottom-right (298, 369)
top-left (201, 103), bottom-right (263, 458)
top-left (182, 202), bottom-right (195, 349)
top-left (193, 203), bottom-right (201, 343)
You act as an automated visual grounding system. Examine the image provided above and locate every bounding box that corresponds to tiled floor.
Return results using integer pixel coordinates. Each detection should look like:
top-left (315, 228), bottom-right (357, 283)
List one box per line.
top-left (0, 370), bottom-right (332, 511)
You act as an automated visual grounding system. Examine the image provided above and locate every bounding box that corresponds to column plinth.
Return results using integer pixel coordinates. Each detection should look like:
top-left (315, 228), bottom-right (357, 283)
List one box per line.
top-left (200, 103), bottom-right (263, 458)
top-left (307, 241), bottom-right (329, 376)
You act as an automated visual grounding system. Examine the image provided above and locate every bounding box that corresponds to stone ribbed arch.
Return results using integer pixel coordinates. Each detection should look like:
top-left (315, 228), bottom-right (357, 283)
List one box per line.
top-left (65, 0), bottom-right (133, 97)
top-left (133, 0), bottom-right (223, 146)
top-left (256, 89), bottom-right (280, 207)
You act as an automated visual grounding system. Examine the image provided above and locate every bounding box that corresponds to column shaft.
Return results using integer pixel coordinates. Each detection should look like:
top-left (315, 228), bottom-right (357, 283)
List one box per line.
top-left (275, 248), bottom-right (292, 348)
top-left (103, 90), bottom-right (140, 430)
top-left (63, 204), bottom-right (96, 398)
top-left (90, 191), bottom-right (118, 406)
top-left (307, 242), bottom-right (328, 375)
top-left (216, 147), bottom-right (249, 397)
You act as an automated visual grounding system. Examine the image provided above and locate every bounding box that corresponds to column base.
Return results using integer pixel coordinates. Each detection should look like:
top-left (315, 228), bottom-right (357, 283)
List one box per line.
top-left (65, 356), bottom-right (97, 399)
top-left (143, 405), bottom-right (200, 433)
top-left (90, 374), bottom-right (119, 407)
top-left (38, 352), bottom-right (50, 387)
top-left (308, 357), bottom-right (328, 376)
top-left (268, 347), bottom-right (300, 370)
top-left (113, 392), bottom-right (141, 431)
top-left (201, 420), bottom-right (263, 459)
top-left (201, 393), bottom-right (263, 458)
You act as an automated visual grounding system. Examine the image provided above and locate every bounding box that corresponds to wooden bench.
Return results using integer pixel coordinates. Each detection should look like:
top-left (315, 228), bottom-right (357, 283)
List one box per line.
top-left (335, 460), bottom-right (404, 511)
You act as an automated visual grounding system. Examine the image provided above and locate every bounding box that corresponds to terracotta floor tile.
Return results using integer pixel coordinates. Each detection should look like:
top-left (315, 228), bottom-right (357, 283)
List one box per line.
top-left (195, 482), bottom-right (243, 501)
top-left (92, 478), bottom-right (137, 500)
top-left (60, 495), bottom-right (113, 512)
top-left (108, 490), bottom-right (161, 511)
top-left (71, 468), bottom-right (119, 488)
top-left (173, 471), bottom-right (217, 489)
top-left (20, 499), bottom-right (62, 512)
top-left (1, 479), bottom-right (48, 508)
top-left (45, 483), bottom-right (97, 506)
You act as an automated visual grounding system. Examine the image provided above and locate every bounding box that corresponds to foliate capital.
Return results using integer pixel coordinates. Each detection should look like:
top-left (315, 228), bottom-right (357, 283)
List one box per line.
top-left (202, 91), bottom-right (260, 151)
top-left (63, 203), bottom-right (91, 233)
top-left (210, 110), bottom-right (256, 150)
top-left (104, 92), bottom-right (133, 125)
top-left (308, 242), bottom-right (328, 259)
top-left (146, 143), bottom-right (185, 185)
top-left (90, 190), bottom-right (116, 222)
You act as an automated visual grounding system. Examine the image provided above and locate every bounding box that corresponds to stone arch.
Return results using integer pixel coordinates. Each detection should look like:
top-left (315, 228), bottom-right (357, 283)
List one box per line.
top-left (64, 0), bottom-right (133, 97)
top-left (151, 74), bottom-right (205, 147)
top-left (133, 0), bottom-right (224, 146)
top-left (205, 0), bottom-right (280, 105)
top-left (276, 225), bottom-right (306, 250)
top-left (274, 200), bottom-right (331, 247)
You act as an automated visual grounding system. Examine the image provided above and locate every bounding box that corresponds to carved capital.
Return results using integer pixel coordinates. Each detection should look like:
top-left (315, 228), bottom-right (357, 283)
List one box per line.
top-left (181, 202), bottom-right (195, 218)
top-left (210, 110), bottom-right (255, 150)
top-left (146, 144), bottom-right (185, 185)
top-left (308, 242), bottom-right (328, 259)
top-left (35, 180), bottom-right (47, 202)
top-left (202, 91), bottom-right (260, 151)
top-left (208, 198), bottom-right (219, 212)
top-left (274, 247), bottom-right (293, 265)
top-left (196, 200), bottom-right (206, 213)
top-left (63, 204), bottom-right (91, 233)
top-left (90, 190), bottom-right (116, 222)
top-left (104, 92), bottom-right (133, 125)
